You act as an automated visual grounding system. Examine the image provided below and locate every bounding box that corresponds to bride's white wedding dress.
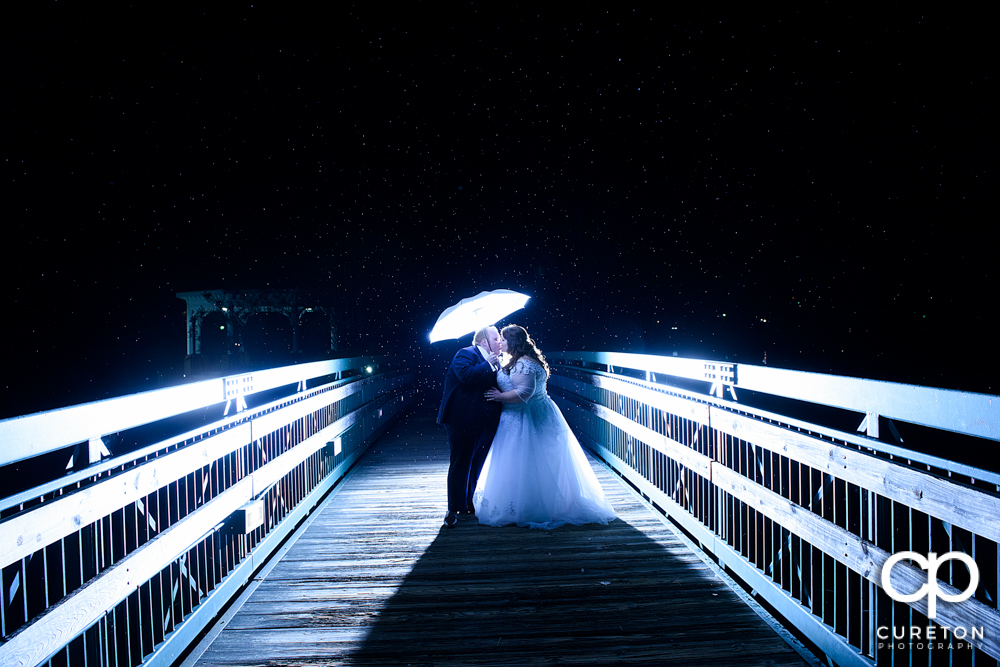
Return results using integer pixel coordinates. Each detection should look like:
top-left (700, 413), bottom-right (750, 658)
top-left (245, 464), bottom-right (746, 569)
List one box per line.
top-left (473, 357), bottom-right (617, 529)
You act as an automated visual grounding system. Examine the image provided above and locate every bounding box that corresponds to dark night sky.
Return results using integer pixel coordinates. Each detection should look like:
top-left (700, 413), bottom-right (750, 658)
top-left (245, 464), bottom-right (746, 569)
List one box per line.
top-left (3, 4), bottom-right (994, 419)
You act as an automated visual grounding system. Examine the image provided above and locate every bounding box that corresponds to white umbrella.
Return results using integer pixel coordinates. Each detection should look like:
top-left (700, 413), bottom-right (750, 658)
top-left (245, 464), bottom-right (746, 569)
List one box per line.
top-left (428, 289), bottom-right (530, 343)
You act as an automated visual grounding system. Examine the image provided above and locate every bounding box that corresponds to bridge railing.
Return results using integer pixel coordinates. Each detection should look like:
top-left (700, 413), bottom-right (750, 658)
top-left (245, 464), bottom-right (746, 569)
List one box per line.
top-left (548, 351), bottom-right (999, 667)
top-left (0, 356), bottom-right (414, 667)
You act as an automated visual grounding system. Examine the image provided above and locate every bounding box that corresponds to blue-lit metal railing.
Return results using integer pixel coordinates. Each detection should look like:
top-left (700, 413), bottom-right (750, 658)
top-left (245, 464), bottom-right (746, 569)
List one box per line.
top-left (0, 357), bottom-right (414, 667)
top-left (548, 351), bottom-right (1000, 667)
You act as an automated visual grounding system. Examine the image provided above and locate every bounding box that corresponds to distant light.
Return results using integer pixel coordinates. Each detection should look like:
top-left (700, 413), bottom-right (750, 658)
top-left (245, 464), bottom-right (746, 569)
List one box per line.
top-left (366, 366), bottom-right (373, 374)
top-left (222, 307), bottom-right (228, 312)
top-left (220, 325), bottom-right (226, 330)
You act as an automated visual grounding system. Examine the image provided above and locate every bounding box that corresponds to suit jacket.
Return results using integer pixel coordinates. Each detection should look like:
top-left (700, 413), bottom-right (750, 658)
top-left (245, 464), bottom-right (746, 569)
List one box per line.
top-left (437, 345), bottom-right (502, 430)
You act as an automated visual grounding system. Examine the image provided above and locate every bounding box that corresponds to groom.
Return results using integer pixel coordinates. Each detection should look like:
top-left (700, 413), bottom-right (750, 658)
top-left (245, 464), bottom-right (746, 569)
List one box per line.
top-left (437, 326), bottom-right (502, 528)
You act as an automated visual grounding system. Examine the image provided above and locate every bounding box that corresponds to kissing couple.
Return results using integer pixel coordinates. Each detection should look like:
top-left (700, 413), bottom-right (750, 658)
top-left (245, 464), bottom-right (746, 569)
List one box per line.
top-left (437, 324), bottom-right (617, 529)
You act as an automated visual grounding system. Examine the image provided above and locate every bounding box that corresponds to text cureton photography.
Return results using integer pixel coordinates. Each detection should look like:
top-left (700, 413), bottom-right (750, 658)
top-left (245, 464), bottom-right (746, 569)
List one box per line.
top-left (877, 624), bottom-right (982, 652)
top-left (879, 550), bottom-right (986, 652)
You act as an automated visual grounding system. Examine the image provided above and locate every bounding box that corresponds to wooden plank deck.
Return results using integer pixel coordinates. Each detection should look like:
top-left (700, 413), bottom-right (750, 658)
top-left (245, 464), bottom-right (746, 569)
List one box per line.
top-left (188, 412), bottom-right (817, 666)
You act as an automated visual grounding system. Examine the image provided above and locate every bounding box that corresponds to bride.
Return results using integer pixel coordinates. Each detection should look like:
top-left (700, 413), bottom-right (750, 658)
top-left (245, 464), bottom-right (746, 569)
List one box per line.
top-left (474, 325), bottom-right (617, 529)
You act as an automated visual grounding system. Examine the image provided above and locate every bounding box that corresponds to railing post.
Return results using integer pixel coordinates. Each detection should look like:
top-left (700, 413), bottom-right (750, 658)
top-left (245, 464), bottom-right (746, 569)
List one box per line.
top-left (857, 411), bottom-right (879, 439)
top-left (549, 350), bottom-right (1000, 665)
top-left (0, 357), bottom-right (415, 667)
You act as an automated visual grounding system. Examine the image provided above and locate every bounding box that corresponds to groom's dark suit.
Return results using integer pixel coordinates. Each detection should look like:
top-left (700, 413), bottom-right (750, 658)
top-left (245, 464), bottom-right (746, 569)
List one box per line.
top-left (438, 345), bottom-right (502, 515)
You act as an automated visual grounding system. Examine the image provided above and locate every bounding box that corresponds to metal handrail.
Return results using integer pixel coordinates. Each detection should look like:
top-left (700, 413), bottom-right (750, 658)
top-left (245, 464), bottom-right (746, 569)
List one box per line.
top-left (552, 351), bottom-right (1000, 442)
top-left (549, 351), bottom-right (1000, 666)
top-left (0, 357), bottom-right (382, 468)
top-left (0, 356), bottom-right (413, 667)
top-left (548, 365), bottom-right (1000, 488)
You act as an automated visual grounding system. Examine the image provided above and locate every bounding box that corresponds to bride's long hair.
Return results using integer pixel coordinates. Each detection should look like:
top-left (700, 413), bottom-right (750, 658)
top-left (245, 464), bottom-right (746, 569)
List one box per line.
top-left (500, 325), bottom-right (550, 378)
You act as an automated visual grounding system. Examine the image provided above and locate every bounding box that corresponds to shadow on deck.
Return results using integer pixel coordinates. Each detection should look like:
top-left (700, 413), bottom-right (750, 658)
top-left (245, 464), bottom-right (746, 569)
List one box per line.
top-left (185, 412), bottom-right (817, 666)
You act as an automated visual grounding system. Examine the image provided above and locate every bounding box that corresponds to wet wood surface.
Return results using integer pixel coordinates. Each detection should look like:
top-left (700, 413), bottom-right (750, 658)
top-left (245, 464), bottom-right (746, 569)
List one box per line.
top-left (192, 412), bottom-right (815, 666)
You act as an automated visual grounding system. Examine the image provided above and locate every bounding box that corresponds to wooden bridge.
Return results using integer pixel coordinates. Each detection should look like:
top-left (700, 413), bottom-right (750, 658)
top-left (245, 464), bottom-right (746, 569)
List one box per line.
top-left (183, 414), bottom-right (813, 666)
top-left (1, 353), bottom-right (998, 667)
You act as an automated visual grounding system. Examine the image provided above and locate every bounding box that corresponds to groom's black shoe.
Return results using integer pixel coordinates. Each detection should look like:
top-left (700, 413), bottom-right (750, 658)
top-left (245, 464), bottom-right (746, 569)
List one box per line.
top-left (444, 513), bottom-right (458, 528)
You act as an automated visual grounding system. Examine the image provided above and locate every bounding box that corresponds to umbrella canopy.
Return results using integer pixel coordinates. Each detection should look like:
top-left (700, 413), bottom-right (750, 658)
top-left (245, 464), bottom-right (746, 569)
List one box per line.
top-left (428, 289), bottom-right (530, 343)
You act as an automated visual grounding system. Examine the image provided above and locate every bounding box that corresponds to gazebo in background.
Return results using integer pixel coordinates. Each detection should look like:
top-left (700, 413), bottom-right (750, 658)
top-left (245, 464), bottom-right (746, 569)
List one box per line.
top-left (177, 288), bottom-right (337, 377)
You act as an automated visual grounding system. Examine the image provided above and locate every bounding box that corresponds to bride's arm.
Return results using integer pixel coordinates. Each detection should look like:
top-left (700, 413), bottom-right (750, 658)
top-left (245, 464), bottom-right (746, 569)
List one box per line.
top-left (484, 387), bottom-right (522, 404)
top-left (484, 367), bottom-right (536, 404)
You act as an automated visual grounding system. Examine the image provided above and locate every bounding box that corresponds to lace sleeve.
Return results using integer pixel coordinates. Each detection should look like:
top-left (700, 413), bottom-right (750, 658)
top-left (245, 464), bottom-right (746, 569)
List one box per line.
top-left (509, 359), bottom-right (538, 401)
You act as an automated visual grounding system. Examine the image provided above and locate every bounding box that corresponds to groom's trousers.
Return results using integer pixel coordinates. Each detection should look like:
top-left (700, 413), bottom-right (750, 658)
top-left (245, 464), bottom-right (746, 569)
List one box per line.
top-left (444, 422), bottom-right (496, 513)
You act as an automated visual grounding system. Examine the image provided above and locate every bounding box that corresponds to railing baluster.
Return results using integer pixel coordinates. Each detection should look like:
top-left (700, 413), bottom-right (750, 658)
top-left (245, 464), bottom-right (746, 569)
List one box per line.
top-left (547, 352), bottom-right (1000, 666)
top-left (0, 358), bottom-right (411, 667)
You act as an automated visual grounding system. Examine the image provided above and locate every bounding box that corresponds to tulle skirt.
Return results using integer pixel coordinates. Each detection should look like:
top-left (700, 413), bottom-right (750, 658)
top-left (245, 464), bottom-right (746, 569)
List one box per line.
top-left (473, 395), bottom-right (617, 529)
